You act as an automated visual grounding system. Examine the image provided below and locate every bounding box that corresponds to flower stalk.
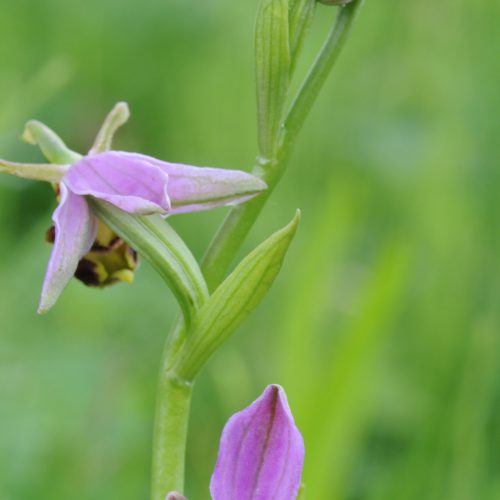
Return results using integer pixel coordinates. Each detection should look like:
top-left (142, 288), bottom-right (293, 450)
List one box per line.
top-left (152, 372), bottom-right (193, 498)
top-left (152, 2), bottom-right (365, 498)
top-left (202, 0), bottom-right (365, 290)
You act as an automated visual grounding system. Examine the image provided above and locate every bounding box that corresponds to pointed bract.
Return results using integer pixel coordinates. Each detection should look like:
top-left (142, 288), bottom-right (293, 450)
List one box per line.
top-left (210, 385), bottom-right (304, 500)
top-left (38, 184), bottom-right (98, 313)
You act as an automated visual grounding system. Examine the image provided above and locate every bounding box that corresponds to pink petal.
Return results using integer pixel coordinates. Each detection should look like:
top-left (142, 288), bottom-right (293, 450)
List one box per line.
top-left (38, 184), bottom-right (98, 313)
top-left (64, 152), bottom-right (171, 215)
top-left (115, 152), bottom-right (267, 214)
top-left (210, 385), bottom-right (304, 500)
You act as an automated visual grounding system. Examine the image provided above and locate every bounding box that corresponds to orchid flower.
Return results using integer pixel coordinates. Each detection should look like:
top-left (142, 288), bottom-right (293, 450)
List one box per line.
top-left (0, 112), bottom-right (266, 314)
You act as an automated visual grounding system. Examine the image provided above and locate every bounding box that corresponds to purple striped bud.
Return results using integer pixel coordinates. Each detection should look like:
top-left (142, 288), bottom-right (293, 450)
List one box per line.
top-left (210, 385), bottom-right (304, 500)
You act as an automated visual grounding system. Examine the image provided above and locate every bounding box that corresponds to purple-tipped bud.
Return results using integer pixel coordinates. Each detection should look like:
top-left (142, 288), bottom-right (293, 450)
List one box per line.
top-left (210, 385), bottom-right (304, 500)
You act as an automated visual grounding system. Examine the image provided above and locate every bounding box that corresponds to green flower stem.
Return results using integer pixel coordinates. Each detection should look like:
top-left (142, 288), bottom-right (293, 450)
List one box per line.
top-left (151, 319), bottom-right (187, 499)
top-left (285, 0), bottom-right (365, 142)
top-left (151, 370), bottom-right (193, 497)
top-left (203, 1), bottom-right (365, 289)
top-left (151, 2), bottom-right (364, 498)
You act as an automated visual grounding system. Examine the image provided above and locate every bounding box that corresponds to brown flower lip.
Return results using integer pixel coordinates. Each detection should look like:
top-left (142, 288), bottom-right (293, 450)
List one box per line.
top-left (46, 222), bottom-right (139, 288)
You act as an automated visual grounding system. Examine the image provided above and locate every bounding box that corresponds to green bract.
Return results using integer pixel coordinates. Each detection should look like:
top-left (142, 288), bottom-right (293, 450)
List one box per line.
top-left (255, 0), bottom-right (291, 161)
top-left (173, 210), bottom-right (301, 381)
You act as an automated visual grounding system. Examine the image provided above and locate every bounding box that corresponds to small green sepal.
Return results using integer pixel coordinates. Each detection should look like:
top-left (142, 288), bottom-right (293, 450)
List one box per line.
top-left (89, 102), bottom-right (130, 154)
top-left (22, 120), bottom-right (81, 164)
top-left (0, 159), bottom-right (68, 183)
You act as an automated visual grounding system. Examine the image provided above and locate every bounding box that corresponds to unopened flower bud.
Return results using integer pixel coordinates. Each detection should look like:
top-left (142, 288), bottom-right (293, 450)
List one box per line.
top-left (210, 385), bottom-right (304, 500)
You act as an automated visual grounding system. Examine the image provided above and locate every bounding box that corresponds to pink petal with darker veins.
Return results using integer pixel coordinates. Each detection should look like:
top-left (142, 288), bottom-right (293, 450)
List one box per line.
top-left (210, 385), bottom-right (304, 500)
top-left (38, 184), bottom-right (97, 313)
top-left (64, 152), bottom-right (171, 215)
top-left (115, 152), bottom-right (267, 214)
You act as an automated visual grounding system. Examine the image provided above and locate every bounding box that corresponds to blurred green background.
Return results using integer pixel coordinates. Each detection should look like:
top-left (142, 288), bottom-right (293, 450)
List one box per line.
top-left (0, 0), bottom-right (499, 498)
